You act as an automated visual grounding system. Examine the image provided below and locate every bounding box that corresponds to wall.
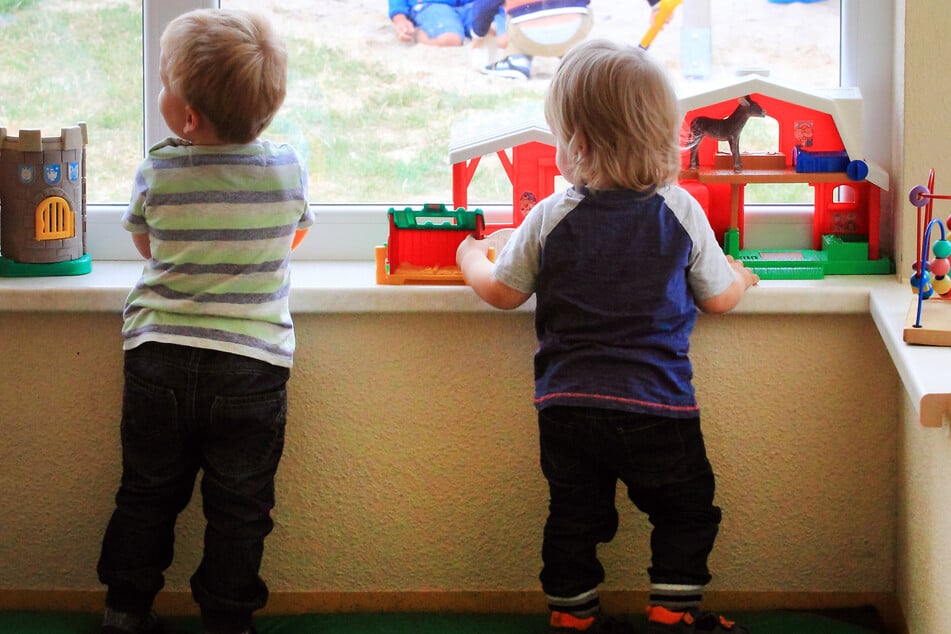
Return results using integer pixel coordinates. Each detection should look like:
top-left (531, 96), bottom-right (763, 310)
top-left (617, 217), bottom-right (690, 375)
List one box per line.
top-left (895, 1), bottom-right (951, 632)
top-left (0, 310), bottom-right (898, 610)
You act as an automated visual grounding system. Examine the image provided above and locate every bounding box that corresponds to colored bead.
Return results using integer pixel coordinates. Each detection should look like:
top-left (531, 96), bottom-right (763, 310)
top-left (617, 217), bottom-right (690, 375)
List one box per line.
top-left (931, 258), bottom-right (951, 277)
top-left (933, 240), bottom-right (951, 259)
top-left (932, 275), bottom-right (951, 296)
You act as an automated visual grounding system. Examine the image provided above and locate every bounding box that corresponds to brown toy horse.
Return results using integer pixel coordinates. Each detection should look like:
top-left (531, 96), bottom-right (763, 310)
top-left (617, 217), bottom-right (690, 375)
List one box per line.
top-left (686, 95), bottom-right (766, 172)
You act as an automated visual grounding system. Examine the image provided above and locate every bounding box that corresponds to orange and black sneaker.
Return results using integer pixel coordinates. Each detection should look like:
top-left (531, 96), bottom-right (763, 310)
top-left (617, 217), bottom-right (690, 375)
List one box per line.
top-left (549, 610), bottom-right (635, 633)
top-left (645, 606), bottom-right (749, 633)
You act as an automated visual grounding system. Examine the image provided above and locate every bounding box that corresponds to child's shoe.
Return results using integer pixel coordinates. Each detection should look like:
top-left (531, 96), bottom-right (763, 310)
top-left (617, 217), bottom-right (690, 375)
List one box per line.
top-left (549, 610), bottom-right (635, 633)
top-left (645, 605), bottom-right (749, 633)
top-left (481, 54), bottom-right (532, 80)
top-left (100, 608), bottom-right (163, 634)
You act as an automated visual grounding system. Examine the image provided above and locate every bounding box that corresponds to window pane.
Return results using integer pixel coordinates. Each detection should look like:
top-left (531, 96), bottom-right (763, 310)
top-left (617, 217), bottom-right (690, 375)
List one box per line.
top-left (0, 0), bottom-right (142, 203)
top-left (223, 1), bottom-right (839, 206)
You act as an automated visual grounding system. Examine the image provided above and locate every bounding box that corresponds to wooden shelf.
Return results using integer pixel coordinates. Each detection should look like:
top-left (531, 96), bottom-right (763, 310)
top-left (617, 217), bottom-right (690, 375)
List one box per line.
top-left (682, 168), bottom-right (851, 184)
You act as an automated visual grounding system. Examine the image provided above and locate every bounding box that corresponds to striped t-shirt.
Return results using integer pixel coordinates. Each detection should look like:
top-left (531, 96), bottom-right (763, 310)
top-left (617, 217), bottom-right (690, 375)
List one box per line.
top-left (121, 137), bottom-right (314, 368)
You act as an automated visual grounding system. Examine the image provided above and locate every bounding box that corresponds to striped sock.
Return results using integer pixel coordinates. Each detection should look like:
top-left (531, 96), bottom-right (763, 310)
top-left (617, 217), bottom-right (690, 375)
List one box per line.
top-left (648, 582), bottom-right (704, 611)
top-left (547, 588), bottom-right (601, 619)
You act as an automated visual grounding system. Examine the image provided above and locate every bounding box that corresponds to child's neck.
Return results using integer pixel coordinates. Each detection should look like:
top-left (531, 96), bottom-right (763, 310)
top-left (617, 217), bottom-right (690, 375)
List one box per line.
top-left (186, 128), bottom-right (228, 145)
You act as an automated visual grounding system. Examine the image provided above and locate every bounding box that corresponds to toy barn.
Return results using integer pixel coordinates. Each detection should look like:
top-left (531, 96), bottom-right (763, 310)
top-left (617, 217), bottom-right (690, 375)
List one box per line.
top-left (375, 115), bottom-right (557, 285)
top-left (439, 76), bottom-right (892, 282)
top-left (449, 114), bottom-right (557, 233)
top-left (678, 76), bottom-right (891, 279)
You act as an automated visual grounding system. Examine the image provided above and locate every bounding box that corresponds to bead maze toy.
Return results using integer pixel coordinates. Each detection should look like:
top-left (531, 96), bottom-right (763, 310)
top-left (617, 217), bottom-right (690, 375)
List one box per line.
top-left (0, 123), bottom-right (91, 276)
top-left (904, 169), bottom-right (951, 346)
top-left (375, 203), bottom-right (488, 285)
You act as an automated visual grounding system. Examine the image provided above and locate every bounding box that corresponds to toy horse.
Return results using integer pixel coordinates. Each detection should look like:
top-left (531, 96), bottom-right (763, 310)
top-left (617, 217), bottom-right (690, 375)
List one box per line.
top-left (686, 95), bottom-right (766, 172)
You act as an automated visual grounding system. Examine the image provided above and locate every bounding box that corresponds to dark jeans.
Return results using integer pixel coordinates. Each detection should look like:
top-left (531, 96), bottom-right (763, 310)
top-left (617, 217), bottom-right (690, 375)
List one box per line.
top-left (98, 343), bottom-right (289, 633)
top-left (538, 406), bottom-right (721, 599)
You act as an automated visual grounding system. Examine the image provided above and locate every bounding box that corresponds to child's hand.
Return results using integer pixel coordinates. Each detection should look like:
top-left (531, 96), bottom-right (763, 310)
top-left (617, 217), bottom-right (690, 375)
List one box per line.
top-left (456, 234), bottom-right (491, 267)
top-left (456, 234), bottom-right (531, 310)
top-left (392, 14), bottom-right (416, 42)
top-left (726, 255), bottom-right (759, 289)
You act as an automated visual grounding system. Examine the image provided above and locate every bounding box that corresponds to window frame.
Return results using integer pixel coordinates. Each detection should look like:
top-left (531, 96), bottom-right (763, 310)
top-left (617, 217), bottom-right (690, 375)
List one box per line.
top-left (87, 0), bottom-right (892, 263)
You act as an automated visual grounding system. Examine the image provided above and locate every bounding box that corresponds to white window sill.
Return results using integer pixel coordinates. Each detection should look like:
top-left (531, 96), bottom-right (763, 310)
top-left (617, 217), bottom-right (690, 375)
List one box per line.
top-left (0, 260), bottom-right (893, 314)
top-left (869, 282), bottom-right (951, 430)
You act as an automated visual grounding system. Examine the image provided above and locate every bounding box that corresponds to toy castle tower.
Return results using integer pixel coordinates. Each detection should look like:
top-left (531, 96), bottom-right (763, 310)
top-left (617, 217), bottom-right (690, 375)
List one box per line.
top-left (0, 123), bottom-right (91, 276)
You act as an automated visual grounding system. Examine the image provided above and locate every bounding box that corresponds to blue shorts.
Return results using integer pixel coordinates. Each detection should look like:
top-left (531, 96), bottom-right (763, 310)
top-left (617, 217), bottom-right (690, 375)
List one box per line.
top-left (410, 3), bottom-right (506, 40)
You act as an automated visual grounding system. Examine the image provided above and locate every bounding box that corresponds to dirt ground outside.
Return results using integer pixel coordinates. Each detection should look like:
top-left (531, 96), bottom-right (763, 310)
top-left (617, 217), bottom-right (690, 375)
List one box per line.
top-left (230, 0), bottom-right (840, 91)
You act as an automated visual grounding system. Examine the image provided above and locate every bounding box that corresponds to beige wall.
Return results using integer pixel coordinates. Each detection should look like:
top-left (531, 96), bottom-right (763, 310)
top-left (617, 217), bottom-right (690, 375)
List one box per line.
top-left (0, 311), bottom-right (898, 604)
top-left (895, 1), bottom-right (951, 633)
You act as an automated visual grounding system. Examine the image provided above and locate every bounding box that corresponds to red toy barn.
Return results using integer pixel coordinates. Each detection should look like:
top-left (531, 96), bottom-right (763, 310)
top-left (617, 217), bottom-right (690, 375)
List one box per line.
top-left (677, 76), bottom-right (889, 268)
top-left (446, 76), bottom-right (890, 279)
top-left (449, 116), bottom-right (558, 232)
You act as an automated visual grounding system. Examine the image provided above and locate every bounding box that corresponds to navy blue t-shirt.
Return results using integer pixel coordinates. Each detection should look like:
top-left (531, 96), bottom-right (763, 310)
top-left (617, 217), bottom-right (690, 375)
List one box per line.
top-left (492, 184), bottom-right (735, 418)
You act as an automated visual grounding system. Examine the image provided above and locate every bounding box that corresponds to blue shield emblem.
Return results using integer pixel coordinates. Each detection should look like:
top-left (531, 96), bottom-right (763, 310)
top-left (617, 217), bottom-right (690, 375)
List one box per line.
top-left (68, 162), bottom-right (79, 182)
top-left (44, 164), bottom-right (61, 185)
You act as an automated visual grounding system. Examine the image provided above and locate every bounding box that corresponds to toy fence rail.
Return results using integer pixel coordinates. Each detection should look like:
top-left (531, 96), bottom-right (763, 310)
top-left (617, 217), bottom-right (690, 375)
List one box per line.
top-left (389, 203), bottom-right (485, 232)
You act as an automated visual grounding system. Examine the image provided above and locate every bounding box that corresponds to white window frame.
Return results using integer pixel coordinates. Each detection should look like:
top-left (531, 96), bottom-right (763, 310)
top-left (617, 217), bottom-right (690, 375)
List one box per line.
top-left (86, 0), bottom-right (894, 262)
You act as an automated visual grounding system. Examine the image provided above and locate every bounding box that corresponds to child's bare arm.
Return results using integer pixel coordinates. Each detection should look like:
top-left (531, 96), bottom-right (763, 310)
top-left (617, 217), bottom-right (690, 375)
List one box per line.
top-left (456, 236), bottom-right (532, 310)
top-left (131, 232), bottom-right (151, 259)
top-left (695, 256), bottom-right (758, 314)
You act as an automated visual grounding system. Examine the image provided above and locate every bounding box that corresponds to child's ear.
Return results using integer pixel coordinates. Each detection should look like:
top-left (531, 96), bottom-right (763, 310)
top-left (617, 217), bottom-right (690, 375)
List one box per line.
top-left (182, 105), bottom-right (201, 136)
top-left (574, 132), bottom-right (589, 160)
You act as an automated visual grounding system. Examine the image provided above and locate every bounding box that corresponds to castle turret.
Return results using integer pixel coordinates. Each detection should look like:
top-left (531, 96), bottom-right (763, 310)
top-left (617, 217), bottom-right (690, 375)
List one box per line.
top-left (0, 123), bottom-right (91, 276)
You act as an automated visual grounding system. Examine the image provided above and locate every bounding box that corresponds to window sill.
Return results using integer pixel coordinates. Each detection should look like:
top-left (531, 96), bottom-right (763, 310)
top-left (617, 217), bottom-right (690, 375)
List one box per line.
top-left (1, 262), bottom-right (944, 430)
top-left (0, 260), bottom-right (892, 314)
top-left (869, 282), bottom-right (951, 430)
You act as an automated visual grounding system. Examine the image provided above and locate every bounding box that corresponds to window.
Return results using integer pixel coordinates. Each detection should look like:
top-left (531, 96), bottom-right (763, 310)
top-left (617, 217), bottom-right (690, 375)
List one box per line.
top-left (219, 0), bottom-right (842, 207)
top-left (0, 0), bottom-right (892, 262)
top-left (0, 0), bottom-right (142, 203)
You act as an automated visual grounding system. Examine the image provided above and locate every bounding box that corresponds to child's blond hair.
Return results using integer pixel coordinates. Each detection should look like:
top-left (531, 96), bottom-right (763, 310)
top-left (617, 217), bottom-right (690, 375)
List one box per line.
top-left (161, 9), bottom-right (287, 144)
top-left (544, 39), bottom-right (682, 191)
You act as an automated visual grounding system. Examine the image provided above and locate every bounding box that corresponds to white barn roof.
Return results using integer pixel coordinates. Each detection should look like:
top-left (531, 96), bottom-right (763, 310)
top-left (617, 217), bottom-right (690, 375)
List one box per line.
top-left (448, 111), bottom-right (553, 166)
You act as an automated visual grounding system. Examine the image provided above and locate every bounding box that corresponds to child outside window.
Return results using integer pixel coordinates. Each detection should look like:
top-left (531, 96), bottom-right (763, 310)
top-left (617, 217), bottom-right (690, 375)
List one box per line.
top-left (389, 0), bottom-right (507, 46)
top-left (456, 39), bottom-right (756, 634)
top-left (472, 0), bottom-right (664, 80)
top-left (96, 8), bottom-right (313, 634)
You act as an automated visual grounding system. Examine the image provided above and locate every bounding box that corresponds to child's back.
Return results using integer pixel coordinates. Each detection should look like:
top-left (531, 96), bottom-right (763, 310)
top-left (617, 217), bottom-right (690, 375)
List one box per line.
top-left (456, 39), bottom-right (755, 634)
top-left (123, 138), bottom-right (310, 367)
top-left (97, 9), bottom-right (313, 634)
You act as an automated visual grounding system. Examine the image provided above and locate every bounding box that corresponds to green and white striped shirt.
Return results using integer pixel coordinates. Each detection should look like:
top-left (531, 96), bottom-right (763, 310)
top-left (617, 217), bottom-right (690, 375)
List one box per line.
top-left (122, 138), bottom-right (314, 368)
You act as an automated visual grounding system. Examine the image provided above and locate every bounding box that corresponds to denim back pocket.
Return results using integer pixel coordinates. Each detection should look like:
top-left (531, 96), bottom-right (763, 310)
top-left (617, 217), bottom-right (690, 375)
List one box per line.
top-left (121, 370), bottom-right (182, 479)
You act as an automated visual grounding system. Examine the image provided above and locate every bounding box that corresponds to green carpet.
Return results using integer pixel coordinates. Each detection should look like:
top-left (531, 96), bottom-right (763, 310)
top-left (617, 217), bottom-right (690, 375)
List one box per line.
top-left (0, 609), bottom-right (885, 633)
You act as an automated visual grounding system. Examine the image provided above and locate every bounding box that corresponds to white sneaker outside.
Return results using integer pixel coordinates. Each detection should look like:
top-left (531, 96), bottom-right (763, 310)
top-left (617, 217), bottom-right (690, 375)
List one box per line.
top-left (480, 54), bottom-right (531, 80)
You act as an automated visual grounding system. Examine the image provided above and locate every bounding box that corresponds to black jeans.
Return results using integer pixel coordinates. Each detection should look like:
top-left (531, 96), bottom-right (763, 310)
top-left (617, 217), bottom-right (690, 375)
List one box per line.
top-left (538, 406), bottom-right (721, 598)
top-left (98, 343), bottom-right (289, 633)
